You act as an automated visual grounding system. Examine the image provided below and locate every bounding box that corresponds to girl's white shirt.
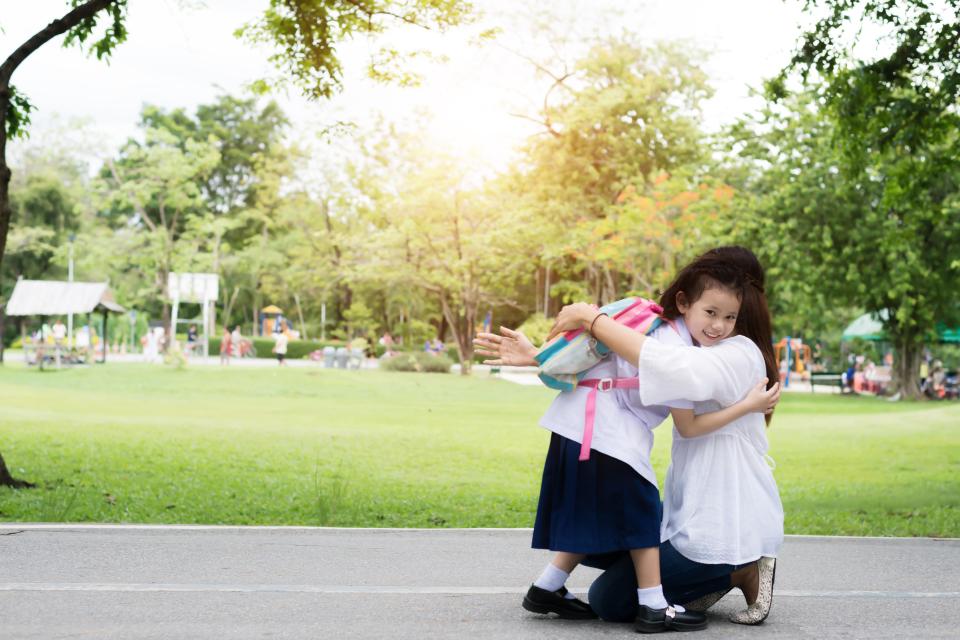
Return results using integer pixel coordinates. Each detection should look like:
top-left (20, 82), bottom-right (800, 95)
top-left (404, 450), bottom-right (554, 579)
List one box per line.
top-left (538, 318), bottom-right (694, 489)
top-left (638, 335), bottom-right (785, 566)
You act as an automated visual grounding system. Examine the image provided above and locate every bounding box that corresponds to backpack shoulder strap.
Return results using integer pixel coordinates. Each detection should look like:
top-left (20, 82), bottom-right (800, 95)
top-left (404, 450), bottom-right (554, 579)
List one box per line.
top-left (645, 316), bottom-right (681, 337)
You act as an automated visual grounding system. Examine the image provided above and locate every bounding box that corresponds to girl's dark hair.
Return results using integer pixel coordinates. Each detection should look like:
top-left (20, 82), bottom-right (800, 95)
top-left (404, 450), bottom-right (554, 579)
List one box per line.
top-left (658, 246), bottom-right (778, 425)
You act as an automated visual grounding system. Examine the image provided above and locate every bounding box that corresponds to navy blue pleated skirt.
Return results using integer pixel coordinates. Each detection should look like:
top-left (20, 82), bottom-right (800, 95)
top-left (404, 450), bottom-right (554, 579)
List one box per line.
top-left (532, 433), bottom-right (662, 555)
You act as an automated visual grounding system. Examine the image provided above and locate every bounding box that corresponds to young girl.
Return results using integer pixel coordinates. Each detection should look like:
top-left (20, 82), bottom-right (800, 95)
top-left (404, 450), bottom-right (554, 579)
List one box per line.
top-left (552, 247), bottom-right (784, 626)
top-left (474, 248), bottom-right (779, 633)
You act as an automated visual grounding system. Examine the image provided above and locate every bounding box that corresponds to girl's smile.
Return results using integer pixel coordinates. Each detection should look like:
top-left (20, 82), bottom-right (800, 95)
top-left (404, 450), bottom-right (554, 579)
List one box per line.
top-left (677, 286), bottom-right (741, 347)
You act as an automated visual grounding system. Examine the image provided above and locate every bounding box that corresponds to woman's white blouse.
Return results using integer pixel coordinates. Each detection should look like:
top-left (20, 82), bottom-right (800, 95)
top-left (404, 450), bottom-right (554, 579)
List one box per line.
top-left (539, 318), bottom-right (694, 489)
top-left (638, 335), bottom-right (784, 565)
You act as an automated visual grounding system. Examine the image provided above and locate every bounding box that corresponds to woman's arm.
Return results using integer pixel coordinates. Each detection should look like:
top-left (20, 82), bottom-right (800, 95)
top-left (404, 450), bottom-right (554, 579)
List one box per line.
top-left (670, 379), bottom-right (780, 438)
top-left (545, 303), bottom-right (647, 366)
top-left (547, 302), bottom-right (758, 407)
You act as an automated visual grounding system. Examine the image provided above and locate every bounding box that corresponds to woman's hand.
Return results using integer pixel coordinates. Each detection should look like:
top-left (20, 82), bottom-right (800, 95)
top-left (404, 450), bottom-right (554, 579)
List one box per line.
top-left (473, 326), bottom-right (539, 366)
top-left (744, 378), bottom-right (781, 414)
top-left (545, 303), bottom-right (600, 343)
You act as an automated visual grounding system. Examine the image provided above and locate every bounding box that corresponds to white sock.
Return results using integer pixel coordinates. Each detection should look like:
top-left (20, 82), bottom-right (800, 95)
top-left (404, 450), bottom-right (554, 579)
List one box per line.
top-left (636, 585), bottom-right (684, 611)
top-left (534, 563), bottom-right (575, 598)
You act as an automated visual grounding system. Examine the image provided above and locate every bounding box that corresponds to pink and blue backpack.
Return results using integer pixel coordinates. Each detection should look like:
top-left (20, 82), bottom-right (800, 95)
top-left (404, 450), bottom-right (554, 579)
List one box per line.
top-left (534, 297), bottom-right (676, 461)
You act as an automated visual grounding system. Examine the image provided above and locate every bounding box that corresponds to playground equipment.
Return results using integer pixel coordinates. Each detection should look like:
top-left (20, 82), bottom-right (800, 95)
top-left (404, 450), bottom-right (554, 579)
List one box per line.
top-left (775, 336), bottom-right (812, 387)
top-left (259, 305), bottom-right (292, 337)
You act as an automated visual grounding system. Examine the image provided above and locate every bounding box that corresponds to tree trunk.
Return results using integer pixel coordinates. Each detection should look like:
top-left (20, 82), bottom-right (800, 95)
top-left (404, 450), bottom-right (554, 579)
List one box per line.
top-left (294, 292), bottom-right (307, 340)
top-left (222, 285), bottom-right (239, 330)
top-left (535, 266), bottom-right (542, 314)
top-left (0, 300), bottom-right (5, 364)
top-left (439, 293), bottom-right (475, 376)
top-left (0, 451), bottom-right (34, 488)
top-left (544, 264), bottom-right (551, 317)
top-left (0, 0), bottom-right (123, 275)
top-left (892, 331), bottom-right (923, 400)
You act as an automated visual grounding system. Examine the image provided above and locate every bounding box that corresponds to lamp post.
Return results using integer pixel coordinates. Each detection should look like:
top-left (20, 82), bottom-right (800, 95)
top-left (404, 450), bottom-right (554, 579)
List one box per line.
top-left (67, 233), bottom-right (76, 349)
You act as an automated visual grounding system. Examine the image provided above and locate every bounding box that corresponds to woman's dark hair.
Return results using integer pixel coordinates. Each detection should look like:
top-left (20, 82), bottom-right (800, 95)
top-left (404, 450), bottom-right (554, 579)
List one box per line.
top-left (658, 246), bottom-right (778, 425)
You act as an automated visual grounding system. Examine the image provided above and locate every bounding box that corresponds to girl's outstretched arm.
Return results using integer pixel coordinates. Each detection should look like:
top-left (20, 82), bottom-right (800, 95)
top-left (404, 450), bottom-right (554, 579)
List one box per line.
top-left (473, 326), bottom-right (538, 366)
top-left (670, 379), bottom-right (780, 438)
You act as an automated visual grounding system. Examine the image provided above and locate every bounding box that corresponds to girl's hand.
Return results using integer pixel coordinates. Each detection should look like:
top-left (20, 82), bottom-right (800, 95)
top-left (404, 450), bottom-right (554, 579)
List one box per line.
top-left (473, 326), bottom-right (538, 366)
top-left (544, 303), bottom-right (599, 343)
top-left (744, 378), bottom-right (781, 414)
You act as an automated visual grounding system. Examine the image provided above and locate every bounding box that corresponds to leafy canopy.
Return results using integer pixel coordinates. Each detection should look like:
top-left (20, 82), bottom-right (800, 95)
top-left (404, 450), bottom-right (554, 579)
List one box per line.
top-left (236, 0), bottom-right (476, 99)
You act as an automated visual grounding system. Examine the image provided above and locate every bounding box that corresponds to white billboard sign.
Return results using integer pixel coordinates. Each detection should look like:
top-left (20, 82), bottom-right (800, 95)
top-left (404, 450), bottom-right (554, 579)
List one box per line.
top-left (167, 272), bottom-right (219, 303)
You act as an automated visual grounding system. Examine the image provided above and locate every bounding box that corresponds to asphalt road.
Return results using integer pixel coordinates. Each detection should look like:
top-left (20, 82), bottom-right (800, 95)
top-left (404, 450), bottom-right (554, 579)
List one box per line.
top-left (1, 525), bottom-right (958, 639)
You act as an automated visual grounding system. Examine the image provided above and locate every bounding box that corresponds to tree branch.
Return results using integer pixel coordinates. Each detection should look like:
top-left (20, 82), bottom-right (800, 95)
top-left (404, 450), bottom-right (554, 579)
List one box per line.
top-left (0, 0), bottom-right (120, 85)
top-left (341, 0), bottom-right (432, 32)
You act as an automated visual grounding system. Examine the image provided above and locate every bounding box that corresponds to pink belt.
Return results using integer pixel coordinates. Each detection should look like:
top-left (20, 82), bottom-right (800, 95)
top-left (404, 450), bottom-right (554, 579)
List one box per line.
top-left (576, 377), bottom-right (639, 461)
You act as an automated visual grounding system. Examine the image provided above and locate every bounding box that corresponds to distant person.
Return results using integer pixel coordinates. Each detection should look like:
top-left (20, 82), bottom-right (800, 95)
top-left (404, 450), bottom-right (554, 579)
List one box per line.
top-left (52, 319), bottom-right (67, 346)
top-left (231, 326), bottom-right (243, 357)
top-left (425, 337), bottom-right (444, 356)
top-left (186, 324), bottom-right (198, 353)
top-left (272, 332), bottom-right (289, 366)
top-left (928, 360), bottom-right (947, 399)
top-left (844, 361), bottom-right (856, 394)
top-left (76, 325), bottom-right (91, 361)
top-left (379, 331), bottom-right (396, 357)
top-left (220, 327), bottom-right (232, 365)
top-left (143, 327), bottom-right (161, 364)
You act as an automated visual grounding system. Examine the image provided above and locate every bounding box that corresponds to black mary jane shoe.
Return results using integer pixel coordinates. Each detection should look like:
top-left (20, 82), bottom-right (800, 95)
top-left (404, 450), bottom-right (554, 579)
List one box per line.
top-left (522, 584), bottom-right (598, 620)
top-left (634, 605), bottom-right (707, 633)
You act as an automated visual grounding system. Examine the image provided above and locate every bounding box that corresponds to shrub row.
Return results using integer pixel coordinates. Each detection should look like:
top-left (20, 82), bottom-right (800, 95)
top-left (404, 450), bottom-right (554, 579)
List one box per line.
top-left (378, 352), bottom-right (453, 373)
top-left (208, 337), bottom-right (391, 359)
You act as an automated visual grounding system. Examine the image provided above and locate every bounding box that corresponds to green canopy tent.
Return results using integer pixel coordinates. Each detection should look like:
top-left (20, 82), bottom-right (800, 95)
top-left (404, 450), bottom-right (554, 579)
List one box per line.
top-left (842, 312), bottom-right (960, 343)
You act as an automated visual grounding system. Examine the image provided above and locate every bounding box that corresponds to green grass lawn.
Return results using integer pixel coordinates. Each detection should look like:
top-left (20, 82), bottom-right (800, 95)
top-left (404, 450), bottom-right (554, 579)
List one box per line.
top-left (0, 363), bottom-right (958, 536)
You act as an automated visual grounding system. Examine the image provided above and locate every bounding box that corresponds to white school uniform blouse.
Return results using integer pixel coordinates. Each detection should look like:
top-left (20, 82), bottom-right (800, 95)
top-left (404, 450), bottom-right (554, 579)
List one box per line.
top-left (637, 335), bottom-right (785, 565)
top-left (538, 318), bottom-right (694, 489)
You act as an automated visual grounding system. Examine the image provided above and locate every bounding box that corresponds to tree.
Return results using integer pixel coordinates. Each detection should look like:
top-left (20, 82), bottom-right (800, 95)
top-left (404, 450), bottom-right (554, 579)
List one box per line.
top-left (723, 87), bottom-right (960, 399)
top-left (758, 1), bottom-right (960, 398)
top-left (140, 96), bottom-right (289, 216)
top-left (0, 0), bottom-right (127, 488)
top-left (1, 0), bottom-right (127, 278)
top-left (236, 0), bottom-right (477, 99)
top-left (137, 97), bottom-right (291, 333)
top-left (373, 148), bottom-right (532, 373)
top-left (512, 38), bottom-right (718, 306)
top-left (98, 128), bottom-right (220, 337)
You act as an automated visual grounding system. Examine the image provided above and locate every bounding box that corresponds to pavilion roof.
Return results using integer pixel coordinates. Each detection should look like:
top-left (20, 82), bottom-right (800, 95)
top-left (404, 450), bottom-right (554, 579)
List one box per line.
top-left (4, 279), bottom-right (125, 316)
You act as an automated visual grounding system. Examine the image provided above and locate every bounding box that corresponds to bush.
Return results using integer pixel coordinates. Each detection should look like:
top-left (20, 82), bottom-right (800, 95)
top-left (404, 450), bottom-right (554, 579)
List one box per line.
top-left (379, 351), bottom-right (453, 373)
top-left (208, 337), bottom-right (388, 359)
top-left (517, 313), bottom-right (553, 346)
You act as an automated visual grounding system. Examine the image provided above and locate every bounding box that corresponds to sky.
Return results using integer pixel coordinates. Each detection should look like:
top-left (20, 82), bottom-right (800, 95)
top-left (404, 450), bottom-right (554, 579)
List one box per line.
top-left (1, 0), bottom-right (809, 174)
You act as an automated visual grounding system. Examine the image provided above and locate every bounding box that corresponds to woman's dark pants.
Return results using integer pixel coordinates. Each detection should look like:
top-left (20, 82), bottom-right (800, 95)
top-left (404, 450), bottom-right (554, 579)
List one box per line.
top-left (586, 540), bottom-right (749, 623)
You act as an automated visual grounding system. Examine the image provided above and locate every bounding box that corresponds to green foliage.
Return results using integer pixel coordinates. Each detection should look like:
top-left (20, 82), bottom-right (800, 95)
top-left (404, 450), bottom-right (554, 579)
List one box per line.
top-left (781, 0), bottom-right (960, 155)
top-left (549, 279), bottom-right (589, 304)
top-left (378, 351), bottom-right (453, 373)
top-left (734, 1), bottom-right (960, 395)
top-left (139, 96), bottom-right (289, 214)
top-left (235, 0), bottom-right (476, 99)
top-left (163, 341), bottom-right (188, 370)
top-left (343, 301), bottom-right (376, 339)
top-left (64, 0), bottom-right (129, 61)
top-left (513, 38), bottom-right (724, 303)
top-left (3, 85), bottom-right (33, 140)
top-left (517, 313), bottom-right (553, 346)
top-left (2, 150), bottom-right (84, 290)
